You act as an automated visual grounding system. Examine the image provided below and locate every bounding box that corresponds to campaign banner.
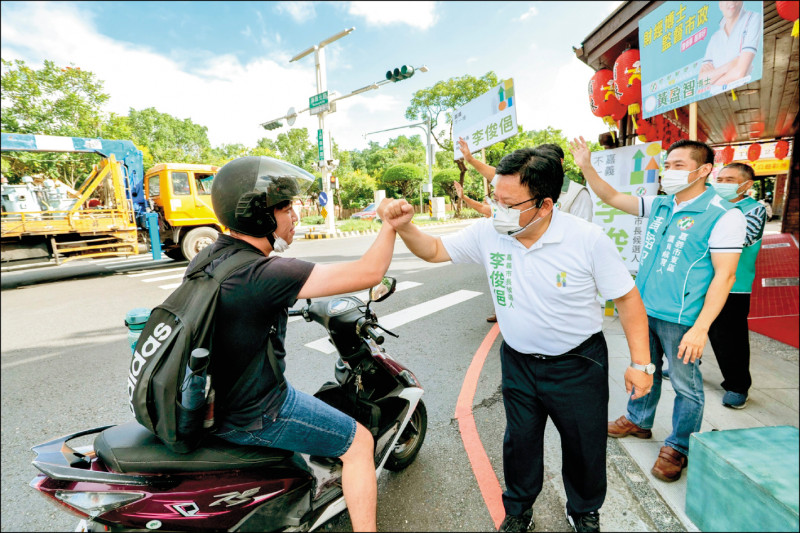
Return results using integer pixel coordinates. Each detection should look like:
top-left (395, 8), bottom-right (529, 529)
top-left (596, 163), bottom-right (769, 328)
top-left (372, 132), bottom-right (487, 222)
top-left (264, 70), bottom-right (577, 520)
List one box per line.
top-left (639, 1), bottom-right (763, 119)
top-left (587, 142), bottom-right (663, 274)
top-left (453, 79), bottom-right (518, 159)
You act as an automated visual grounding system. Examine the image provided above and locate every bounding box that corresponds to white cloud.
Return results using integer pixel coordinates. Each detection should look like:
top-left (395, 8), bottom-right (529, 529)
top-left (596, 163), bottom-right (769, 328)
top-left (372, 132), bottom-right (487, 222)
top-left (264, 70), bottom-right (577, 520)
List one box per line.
top-left (518, 6), bottom-right (538, 21)
top-left (347, 1), bottom-right (438, 30)
top-left (512, 56), bottom-right (606, 145)
top-left (275, 1), bottom-right (316, 23)
top-left (466, 57), bottom-right (479, 64)
top-left (0, 2), bottom-right (319, 148)
top-left (0, 1), bottom-right (420, 152)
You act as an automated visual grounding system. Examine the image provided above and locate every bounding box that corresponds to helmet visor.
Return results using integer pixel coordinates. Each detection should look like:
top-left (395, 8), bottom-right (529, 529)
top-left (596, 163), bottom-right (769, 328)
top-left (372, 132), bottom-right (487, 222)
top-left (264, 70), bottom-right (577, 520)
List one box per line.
top-left (253, 157), bottom-right (315, 207)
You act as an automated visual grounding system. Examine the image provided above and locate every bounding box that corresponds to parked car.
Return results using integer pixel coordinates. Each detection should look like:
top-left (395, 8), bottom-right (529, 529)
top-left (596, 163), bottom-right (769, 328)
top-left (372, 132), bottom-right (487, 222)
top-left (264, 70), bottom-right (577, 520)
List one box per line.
top-left (350, 202), bottom-right (378, 220)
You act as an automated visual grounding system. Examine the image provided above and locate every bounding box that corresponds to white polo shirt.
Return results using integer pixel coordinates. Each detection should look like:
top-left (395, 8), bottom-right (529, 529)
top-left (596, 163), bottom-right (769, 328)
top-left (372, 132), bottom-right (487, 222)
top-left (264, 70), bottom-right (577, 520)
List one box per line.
top-left (702, 8), bottom-right (761, 72)
top-left (441, 209), bottom-right (635, 355)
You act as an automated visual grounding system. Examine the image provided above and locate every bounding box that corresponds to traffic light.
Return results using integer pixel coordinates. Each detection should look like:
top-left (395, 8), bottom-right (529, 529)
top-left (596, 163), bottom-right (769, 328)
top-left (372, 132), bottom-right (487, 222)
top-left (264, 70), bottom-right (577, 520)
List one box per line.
top-left (330, 175), bottom-right (339, 190)
top-left (262, 121), bottom-right (282, 130)
top-left (386, 65), bottom-right (414, 82)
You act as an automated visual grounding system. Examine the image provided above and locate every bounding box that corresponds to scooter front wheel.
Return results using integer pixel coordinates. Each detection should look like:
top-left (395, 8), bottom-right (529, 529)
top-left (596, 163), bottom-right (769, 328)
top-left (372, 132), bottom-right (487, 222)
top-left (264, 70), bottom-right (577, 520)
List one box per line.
top-left (384, 400), bottom-right (427, 472)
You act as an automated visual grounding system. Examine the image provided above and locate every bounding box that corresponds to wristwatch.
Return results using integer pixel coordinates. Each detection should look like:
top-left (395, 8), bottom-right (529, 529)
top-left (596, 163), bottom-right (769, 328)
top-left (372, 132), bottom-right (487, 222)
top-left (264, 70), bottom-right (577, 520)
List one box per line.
top-left (630, 362), bottom-right (656, 374)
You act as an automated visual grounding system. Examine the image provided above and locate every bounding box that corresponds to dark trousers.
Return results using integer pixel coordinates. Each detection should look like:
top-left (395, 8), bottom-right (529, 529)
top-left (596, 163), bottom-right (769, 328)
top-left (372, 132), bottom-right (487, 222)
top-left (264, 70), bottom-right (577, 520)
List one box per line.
top-left (708, 293), bottom-right (752, 394)
top-left (500, 332), bottom-right (609, 517)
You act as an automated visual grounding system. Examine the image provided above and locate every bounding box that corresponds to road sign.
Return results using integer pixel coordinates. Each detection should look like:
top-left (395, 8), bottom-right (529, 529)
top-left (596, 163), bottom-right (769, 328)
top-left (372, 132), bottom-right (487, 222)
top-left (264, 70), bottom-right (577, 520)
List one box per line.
top-left (453, 79), bottom-right (518, 159)
top-left (320, 207), bottom-right (328, 219)
top-left (317, 129), bottom-right (325, 161)
top-left (310, 91), bottom-right (329, 115)
top-left (318, 191), bottom-right (328, 207)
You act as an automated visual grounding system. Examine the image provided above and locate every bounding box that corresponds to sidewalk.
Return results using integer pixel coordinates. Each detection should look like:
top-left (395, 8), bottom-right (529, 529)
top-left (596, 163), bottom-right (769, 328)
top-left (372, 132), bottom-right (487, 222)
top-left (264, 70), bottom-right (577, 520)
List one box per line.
top-left (602, 224), bottom-right (799, 531)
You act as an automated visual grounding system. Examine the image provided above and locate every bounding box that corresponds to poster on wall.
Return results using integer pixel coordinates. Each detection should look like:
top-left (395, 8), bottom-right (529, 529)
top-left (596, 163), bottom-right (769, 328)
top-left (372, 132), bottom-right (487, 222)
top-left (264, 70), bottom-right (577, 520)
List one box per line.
top-left (588, 142), bottom-right (663, 274)
top-left (453, 79), bottom-right (518, 159)
top-left (639, 1), bottom-right (763, 118)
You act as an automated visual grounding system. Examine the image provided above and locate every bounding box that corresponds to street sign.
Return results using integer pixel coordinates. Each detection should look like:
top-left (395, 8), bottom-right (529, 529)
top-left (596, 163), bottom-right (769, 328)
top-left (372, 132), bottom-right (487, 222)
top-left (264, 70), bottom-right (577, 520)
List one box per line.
top-left (309, 91), bottom-right (329, 115)
top-left (453, 78), bottom-right (518, 159)
top-left (320, 207), bottom-right (328, 219)
top-left (317, 129), bottom-right (325, 161)
top-left (318, 191), bottom-right (328, 207)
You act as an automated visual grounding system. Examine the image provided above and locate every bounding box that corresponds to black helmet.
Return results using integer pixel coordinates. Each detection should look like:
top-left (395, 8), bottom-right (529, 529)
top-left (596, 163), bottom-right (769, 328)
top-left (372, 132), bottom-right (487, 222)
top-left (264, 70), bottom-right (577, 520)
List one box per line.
top-left (211, 156), bottom-right (314, 238)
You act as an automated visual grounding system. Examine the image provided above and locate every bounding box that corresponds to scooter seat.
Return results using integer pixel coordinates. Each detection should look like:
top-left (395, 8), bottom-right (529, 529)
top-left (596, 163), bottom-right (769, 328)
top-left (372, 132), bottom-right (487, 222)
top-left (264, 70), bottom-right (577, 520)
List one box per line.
top-left (95, 421), bottom-right (294, 474)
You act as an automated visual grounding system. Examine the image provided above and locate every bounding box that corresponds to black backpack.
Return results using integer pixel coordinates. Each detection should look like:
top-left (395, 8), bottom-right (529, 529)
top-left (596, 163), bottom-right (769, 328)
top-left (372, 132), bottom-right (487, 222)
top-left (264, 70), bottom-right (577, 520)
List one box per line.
top-left (126, 243), bottom-right (280, 453)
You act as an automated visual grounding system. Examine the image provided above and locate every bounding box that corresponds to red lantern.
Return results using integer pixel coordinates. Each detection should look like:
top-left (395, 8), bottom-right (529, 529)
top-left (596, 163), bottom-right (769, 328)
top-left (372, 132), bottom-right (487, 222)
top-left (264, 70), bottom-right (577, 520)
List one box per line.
top-left (722, 145), bottom-right (735, 165)
top-left (589, 69), bottom-right (627, 142)
top-left (613, 48), bottom-right (642, 127)
top-left (747, 143), bottom-right (761, 162)
top-left (776, 1), bottom-right (799, 38)
top-left (775, 139), bottom-right (790, 160)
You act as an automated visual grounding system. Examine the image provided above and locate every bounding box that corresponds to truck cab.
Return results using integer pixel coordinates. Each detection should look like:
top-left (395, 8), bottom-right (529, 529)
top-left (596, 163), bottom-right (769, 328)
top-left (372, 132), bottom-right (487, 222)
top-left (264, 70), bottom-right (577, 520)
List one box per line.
top-left (144, 163), bottom-right (225, 261)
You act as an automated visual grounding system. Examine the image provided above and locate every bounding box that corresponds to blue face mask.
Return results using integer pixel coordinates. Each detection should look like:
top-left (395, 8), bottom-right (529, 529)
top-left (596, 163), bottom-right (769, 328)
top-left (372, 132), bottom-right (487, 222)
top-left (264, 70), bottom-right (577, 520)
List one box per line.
top-left (713, 182), bottom-right (745, 201)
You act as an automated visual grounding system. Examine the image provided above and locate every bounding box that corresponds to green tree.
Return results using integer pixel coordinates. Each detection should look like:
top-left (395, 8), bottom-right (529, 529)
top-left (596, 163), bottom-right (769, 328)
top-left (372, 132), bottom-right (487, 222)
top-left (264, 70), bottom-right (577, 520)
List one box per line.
top-left (382, 163), bottom-right (425, 198)
top-left (1, 58), bottom-right (109, 136)
top-left (126, 107), bottom-right (211, 166)
top-left (1, 58), bottom-right (111, 185)
top-left (333, 168), bottom-right (376, 211)
top-left (274, 128), bottom-right (317, 169)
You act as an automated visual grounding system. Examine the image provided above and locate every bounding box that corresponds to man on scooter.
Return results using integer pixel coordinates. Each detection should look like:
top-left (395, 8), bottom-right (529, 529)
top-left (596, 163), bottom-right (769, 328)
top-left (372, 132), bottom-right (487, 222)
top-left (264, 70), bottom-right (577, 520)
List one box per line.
top-left (379, 147), bottom-right (652, 533)
top-left (196, 155), bottom-right (407, 532)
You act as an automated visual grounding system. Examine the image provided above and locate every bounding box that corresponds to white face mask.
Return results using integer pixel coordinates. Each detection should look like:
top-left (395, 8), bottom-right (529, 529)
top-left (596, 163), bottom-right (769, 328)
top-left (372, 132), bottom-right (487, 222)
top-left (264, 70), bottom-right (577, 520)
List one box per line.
top-left (660, 166), bottom-right (707, 195)
top-left (489, 199), bottom-right (543, 236)
top-left (272, 234), bottom-right (290, 253)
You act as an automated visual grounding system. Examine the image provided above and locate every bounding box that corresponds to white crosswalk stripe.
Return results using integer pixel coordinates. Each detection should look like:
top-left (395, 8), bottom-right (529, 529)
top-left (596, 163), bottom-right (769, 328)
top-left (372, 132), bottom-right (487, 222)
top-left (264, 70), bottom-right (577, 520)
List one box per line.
top-left (304, 289), bottom-right (482, 354)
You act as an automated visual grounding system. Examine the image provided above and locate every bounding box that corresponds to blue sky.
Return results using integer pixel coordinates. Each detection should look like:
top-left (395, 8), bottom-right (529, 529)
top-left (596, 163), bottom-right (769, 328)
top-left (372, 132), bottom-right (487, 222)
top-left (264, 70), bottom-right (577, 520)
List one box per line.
top-left (1, 1), bottom-right (622, 153)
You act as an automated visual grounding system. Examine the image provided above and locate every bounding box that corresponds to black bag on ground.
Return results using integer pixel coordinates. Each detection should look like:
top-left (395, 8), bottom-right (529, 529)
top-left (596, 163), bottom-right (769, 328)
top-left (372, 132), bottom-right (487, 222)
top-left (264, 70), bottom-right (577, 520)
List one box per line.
top-left (126, 244), bottom-right (260, 453)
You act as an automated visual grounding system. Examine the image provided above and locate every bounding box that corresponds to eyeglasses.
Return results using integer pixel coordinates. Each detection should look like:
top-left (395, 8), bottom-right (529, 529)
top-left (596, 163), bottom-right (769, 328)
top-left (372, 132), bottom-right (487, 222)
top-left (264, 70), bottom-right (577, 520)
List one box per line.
top-left (488, 195), bottom-right (539, 210)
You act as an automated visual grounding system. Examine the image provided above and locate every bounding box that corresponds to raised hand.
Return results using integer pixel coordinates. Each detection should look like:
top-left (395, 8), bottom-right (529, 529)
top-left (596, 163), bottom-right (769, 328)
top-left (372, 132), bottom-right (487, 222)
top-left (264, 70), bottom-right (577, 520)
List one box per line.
top-left (568, 136), bottom-right (592, 170)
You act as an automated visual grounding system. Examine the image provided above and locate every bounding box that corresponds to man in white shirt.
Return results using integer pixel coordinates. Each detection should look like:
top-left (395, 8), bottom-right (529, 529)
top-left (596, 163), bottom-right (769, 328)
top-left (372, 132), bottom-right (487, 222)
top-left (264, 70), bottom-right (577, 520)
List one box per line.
top-left (701, 1), bottom-right (762, 87)
top-left (379, 147), bottom-right (652, 533)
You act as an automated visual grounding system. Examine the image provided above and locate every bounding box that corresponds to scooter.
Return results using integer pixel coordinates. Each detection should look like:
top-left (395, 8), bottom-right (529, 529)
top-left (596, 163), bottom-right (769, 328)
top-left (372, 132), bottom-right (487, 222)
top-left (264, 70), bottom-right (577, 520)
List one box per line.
top-left (30, 276), bottom-right (427, 532)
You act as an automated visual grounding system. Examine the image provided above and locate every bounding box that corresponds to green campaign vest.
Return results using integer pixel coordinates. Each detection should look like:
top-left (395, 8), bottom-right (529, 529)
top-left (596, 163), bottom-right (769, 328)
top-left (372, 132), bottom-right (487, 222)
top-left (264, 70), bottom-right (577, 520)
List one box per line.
top-left (636, 188), bottom-right (735, 326)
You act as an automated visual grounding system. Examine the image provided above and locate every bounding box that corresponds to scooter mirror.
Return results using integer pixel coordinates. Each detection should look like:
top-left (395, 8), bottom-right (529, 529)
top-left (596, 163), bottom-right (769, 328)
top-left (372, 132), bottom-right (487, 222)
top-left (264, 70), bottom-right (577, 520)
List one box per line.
top-left (369, 276), bottom-right (396, 302)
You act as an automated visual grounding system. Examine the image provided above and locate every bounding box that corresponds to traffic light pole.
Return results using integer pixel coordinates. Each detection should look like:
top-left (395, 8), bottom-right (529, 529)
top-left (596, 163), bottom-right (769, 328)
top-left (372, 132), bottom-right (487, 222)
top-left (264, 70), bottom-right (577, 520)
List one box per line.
top-left (259, 27), bottom-right (428, 235)
top-left (364, 117), bottom-right (434, 215)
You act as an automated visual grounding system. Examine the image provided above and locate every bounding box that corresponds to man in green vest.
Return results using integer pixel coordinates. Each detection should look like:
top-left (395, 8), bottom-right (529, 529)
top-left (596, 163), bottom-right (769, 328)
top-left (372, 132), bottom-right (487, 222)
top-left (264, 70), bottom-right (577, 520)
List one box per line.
top-left (569, 137), bottom-right (745, 483)
top-left (708, 162), bottom-right (766, 409)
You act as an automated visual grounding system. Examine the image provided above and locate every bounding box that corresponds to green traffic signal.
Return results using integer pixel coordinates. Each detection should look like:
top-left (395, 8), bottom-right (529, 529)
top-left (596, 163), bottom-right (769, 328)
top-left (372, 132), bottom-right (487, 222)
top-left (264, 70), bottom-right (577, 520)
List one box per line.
top-left (386, 65), bottom-right (415, 82)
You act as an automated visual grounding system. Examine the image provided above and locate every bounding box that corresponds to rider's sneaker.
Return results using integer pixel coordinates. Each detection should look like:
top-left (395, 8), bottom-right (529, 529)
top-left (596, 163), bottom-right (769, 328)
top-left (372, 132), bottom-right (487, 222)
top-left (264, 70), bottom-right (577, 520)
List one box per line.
top-left (498, 508), bottom-right (533, 532)
top-left (566, 505), bottom-right (600, 532)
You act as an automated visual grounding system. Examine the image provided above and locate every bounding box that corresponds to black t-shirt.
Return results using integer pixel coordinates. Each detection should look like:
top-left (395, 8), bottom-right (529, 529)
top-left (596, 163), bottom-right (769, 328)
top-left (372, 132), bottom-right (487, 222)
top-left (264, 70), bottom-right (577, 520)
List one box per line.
top-left (188, 234), bottom-right (314, 430)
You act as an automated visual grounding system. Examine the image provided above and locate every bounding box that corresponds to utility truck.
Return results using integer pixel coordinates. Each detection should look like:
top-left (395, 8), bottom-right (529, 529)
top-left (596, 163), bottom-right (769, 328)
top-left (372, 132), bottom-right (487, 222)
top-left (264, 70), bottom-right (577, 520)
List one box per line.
top-left (1, 133), bottom-right (224, 265)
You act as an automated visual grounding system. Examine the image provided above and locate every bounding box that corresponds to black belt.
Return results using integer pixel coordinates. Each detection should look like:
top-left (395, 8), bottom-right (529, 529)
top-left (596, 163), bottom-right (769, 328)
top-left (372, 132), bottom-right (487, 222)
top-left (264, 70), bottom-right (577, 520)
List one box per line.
top-left (509, 332), bottom-right (605, 361)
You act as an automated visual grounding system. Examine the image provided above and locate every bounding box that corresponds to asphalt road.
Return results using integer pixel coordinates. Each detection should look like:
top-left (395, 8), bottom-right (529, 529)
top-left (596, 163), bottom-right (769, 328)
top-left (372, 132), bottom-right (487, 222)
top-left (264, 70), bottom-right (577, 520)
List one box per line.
top-left (1, 222), bottom-right (655, 532)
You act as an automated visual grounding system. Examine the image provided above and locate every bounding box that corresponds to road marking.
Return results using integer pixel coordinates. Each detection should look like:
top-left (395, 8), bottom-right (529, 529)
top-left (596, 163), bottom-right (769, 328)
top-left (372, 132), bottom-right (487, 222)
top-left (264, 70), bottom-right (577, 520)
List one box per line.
top-left (1, 352), bottom-right (61, 369)
top-left (93, 255), bottom-right (155, 266)
top-left (288, 281), bottom-right (423, 323)
top-left (304, 289), bottom-right (481, 353)
top-left (142, 272), bottom-right (185, 282)
top-left (159, 282), bottom-right (182, 290)
top-left (455, 323), bottom-right (504, 528)
top-left (127, 267), bottom-right (187, 277)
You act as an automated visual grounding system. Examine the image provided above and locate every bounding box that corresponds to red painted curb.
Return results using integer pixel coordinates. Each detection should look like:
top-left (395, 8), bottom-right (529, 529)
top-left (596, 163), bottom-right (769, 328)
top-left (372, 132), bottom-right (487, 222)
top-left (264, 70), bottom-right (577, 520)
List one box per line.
top-left (454, 323), bottom-right (505, 528)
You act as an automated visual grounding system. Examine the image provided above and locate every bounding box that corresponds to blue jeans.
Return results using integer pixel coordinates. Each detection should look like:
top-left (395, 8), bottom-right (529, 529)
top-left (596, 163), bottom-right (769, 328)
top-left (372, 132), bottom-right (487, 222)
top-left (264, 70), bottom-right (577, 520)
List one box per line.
top-left (626, 315), bottom-right (704, 455)
top-left (216, 382), bottom-right (357, 458)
